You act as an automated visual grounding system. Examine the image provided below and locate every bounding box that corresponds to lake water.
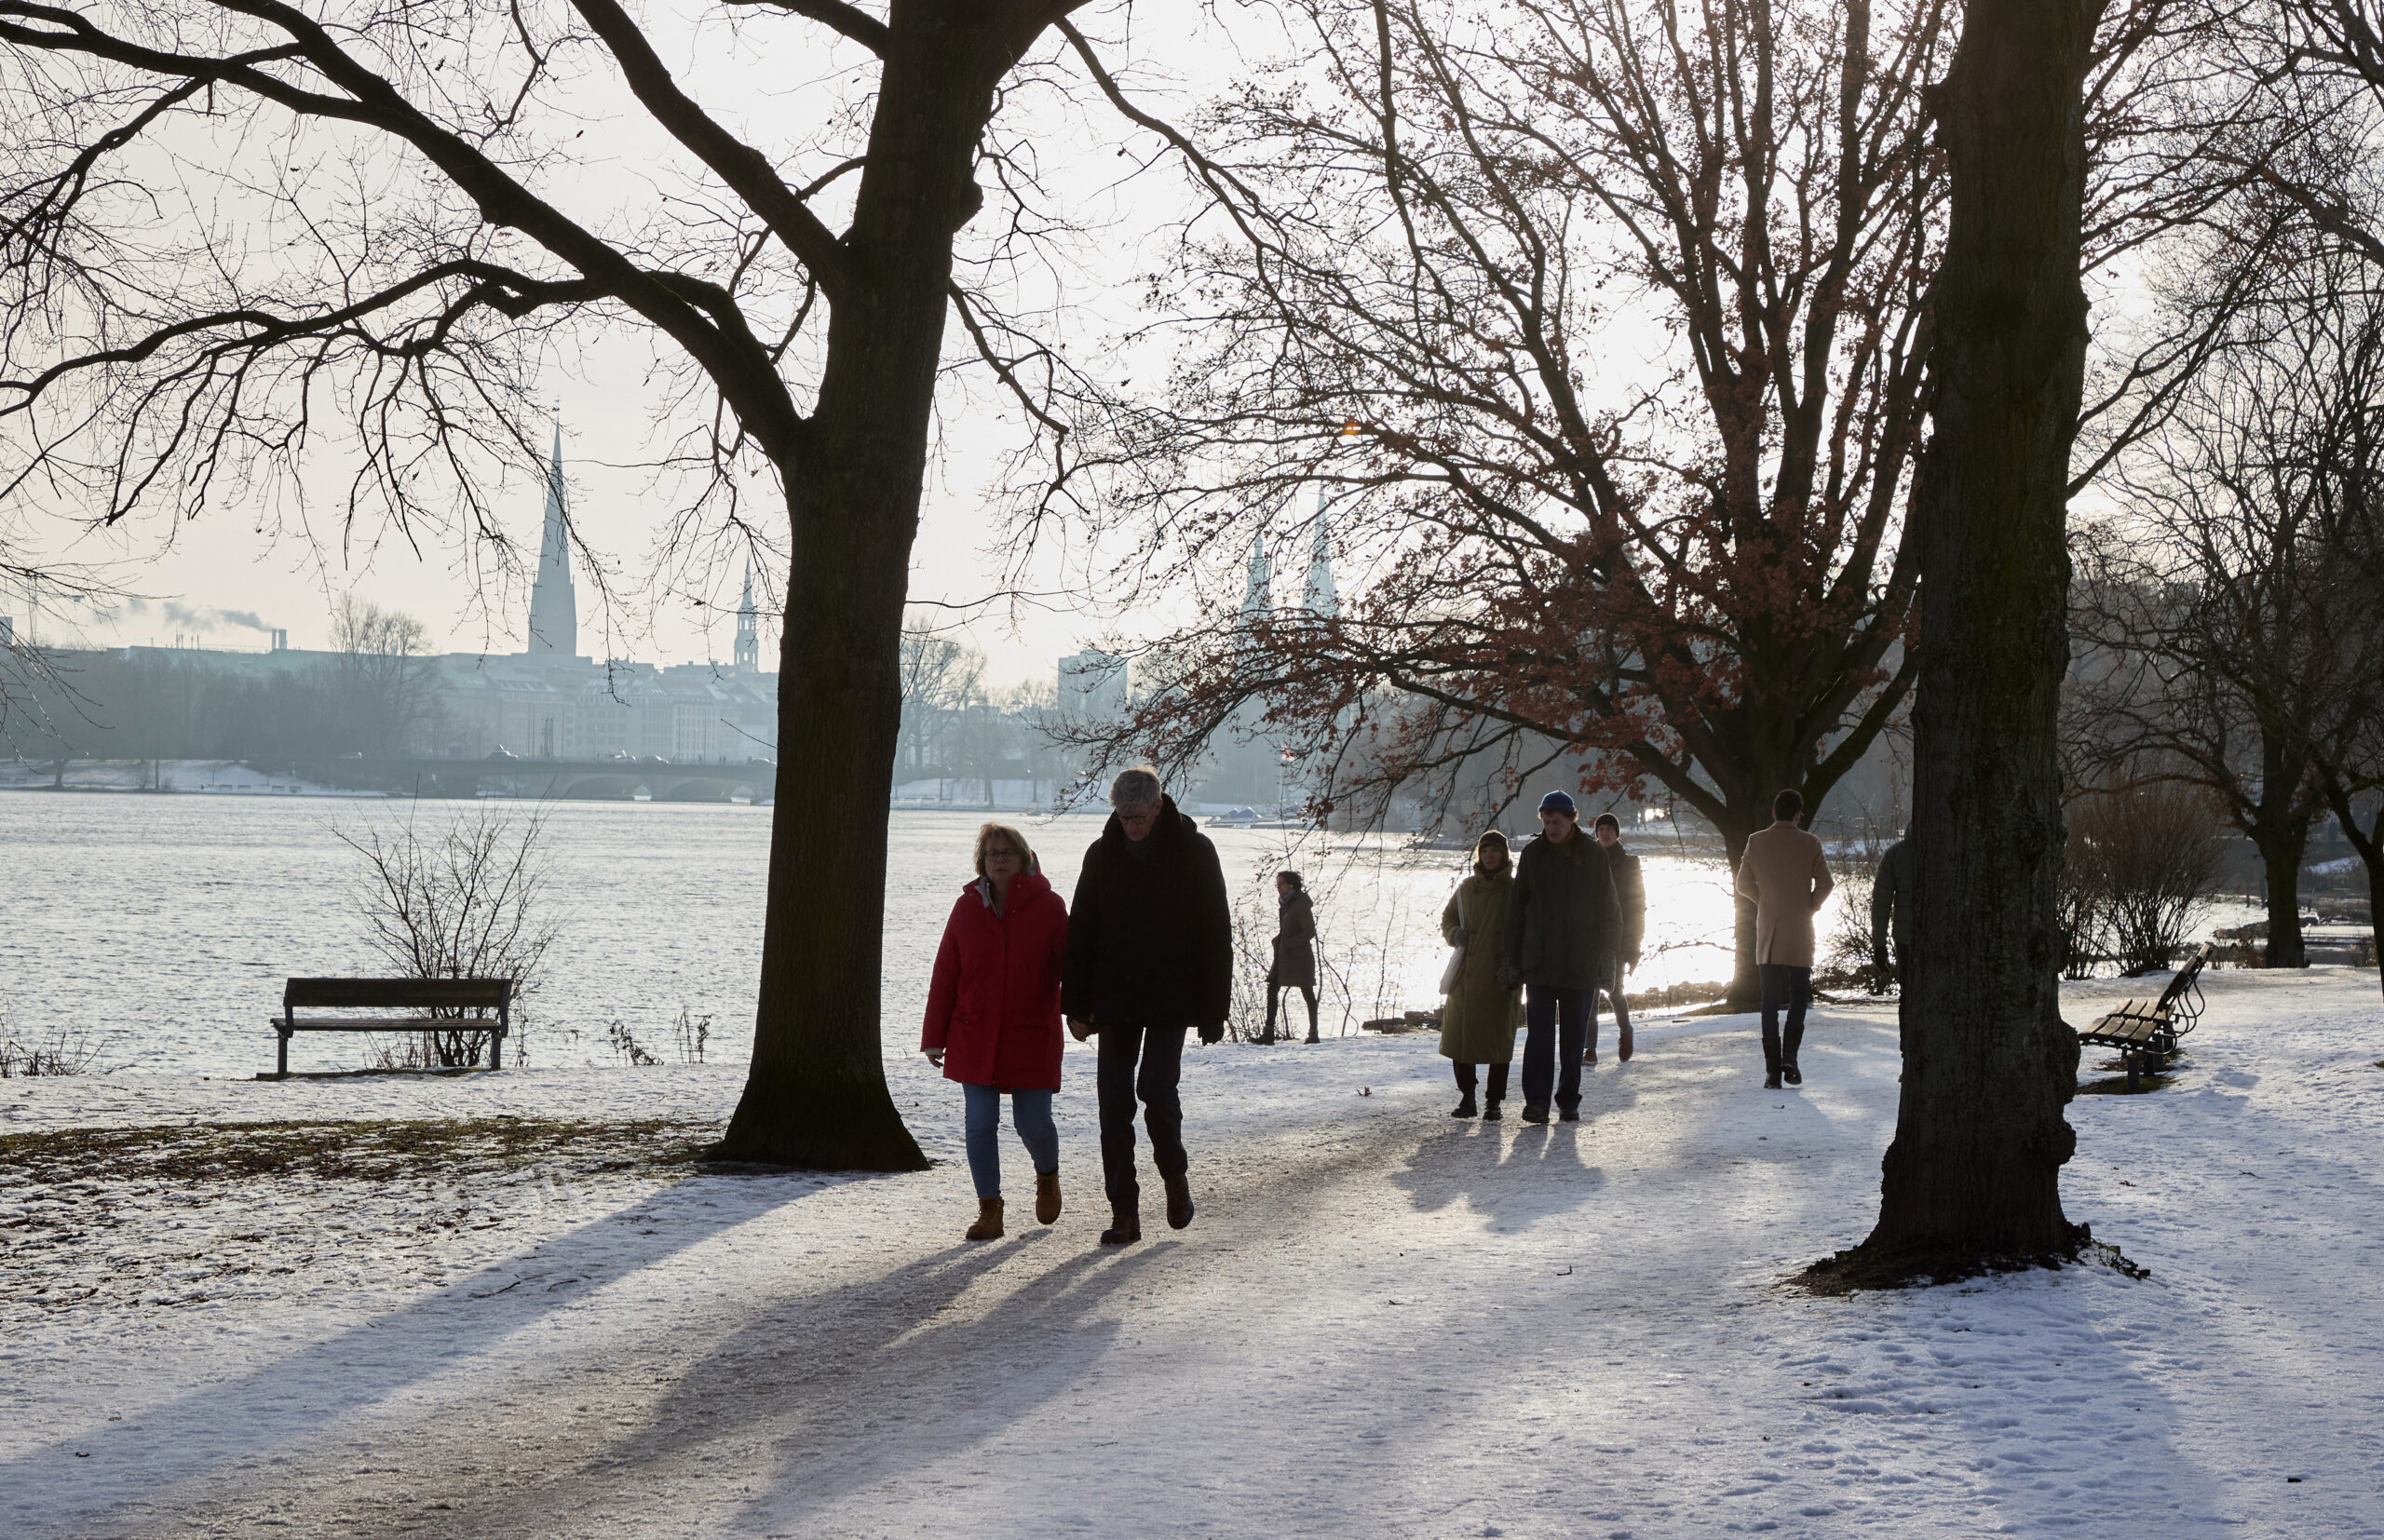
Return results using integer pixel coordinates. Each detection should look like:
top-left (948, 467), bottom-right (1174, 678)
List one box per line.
top-left (0, 794), bottom-right (1834, 1077)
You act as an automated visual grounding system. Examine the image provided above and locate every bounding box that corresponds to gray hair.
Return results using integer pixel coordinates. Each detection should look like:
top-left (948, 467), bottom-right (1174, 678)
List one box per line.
top-left (1109, 766), bottom-right (1162, 809)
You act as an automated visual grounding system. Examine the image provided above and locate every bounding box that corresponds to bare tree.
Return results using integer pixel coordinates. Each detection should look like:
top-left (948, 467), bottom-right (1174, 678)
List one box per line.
top-left (323, 594), bottom-right (444, 756)
top-left (0, 0), bottom-right (1132, 1169)
top-left (1838, 0), bottom-right (2106, 1282)
top-left (340, 805), bottom-right (559, 1067)
top-left (1061, 0), bottom-right (2274, 1006)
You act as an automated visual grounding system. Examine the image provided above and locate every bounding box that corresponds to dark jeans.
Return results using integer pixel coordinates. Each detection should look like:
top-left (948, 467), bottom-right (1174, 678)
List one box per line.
top-left (961, 1083), bottom-right (1058, 1199)
top-left (1522, 984), bottom-right (1597, 1112)
top-left (1453, 1060), bottom-right (1510, 1102)
top-left (1759, 964), bottom-right (1811, 1074)
top-left (1096, 1022), bottom-right (1188, 1210)
top-left (1601, 953), bottom-right (1632, 1038)
top-left (1265, 983), bottom-right (1317, 1042)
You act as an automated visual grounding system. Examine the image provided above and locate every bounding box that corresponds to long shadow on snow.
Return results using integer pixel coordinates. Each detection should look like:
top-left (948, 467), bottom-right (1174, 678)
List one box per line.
top-left (3, 1168), bottom-right (846, 1538)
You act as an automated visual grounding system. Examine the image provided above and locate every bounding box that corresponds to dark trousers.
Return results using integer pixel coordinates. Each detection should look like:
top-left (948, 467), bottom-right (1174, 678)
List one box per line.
top-left (1521, 984), bottom-right (1596, 1112)
top-left (1265, 983), bottom-right (1317, 1042)
top-left (1453, 1060), bottom-right (1510, 1102)
top-left (1096, 1022), bottom-right (1188, 1210)
top-left (1759, 964), bottom-right (1811, 1073)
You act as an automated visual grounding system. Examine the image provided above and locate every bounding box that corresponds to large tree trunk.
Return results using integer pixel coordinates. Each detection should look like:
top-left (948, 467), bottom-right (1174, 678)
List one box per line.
top-left (2249, 731), bottom-right (2310, 968)
top-left (1840, 0), bottom-right (2105, 1276)
top-left (713, 7), bottom-right (1012, 1169)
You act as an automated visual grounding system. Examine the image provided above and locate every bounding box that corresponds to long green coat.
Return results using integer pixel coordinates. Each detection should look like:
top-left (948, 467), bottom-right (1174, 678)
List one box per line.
top-left (1438, 871), bottom-right (1524, 1063)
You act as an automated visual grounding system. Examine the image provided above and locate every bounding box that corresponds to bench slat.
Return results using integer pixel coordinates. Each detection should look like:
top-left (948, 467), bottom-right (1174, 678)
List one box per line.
top-left (284, 978), bottom-right (510, 1008)
top-left (270, 1017), bottom-right (509, 1033)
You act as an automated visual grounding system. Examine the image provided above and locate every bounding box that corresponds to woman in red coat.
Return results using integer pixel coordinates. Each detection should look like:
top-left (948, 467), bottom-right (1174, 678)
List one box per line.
top-left (921, 822), bottom-right (1069, 1240)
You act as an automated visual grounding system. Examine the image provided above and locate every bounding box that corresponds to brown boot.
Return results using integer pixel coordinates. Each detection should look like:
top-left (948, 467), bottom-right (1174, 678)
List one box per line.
top-left (1035, 1169), bottom-right (1063, 1225)
top-left (965, 1196), bottom-right (1003, 1241)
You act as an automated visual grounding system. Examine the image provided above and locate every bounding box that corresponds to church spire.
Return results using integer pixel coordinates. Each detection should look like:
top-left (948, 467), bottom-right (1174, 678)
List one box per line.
top-left (1241, 531), bottom-right (1272, 620)
top-left (526, 423), bottom-right (578, 657)
top-left (734, 557), bottom-right (760, 672)
top-left (1303, 485), bottom-right (1338, 618)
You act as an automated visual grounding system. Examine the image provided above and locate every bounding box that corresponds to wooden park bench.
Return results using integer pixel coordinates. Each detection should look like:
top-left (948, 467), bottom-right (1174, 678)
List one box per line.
top-left (268, 978), bottom-right (513, 1078)
top-left (2077, 943), bottom-right (2211, 1089)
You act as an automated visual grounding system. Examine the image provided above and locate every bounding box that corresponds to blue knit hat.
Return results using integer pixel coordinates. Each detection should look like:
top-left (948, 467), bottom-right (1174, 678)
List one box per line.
top-left (1537, 790), bottom-right (1578, 817)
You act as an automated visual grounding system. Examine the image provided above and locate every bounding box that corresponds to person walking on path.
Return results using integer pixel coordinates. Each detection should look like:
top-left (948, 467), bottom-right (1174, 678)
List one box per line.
top-left (1264, 871), bottom-right (1321, 1045)
top-left (1439, 831), bottom-right (1524, 1118)
top-left (1497, 790), bottom-right (1622, 1124)
top-left (1871, 831), bottom-right (1914, 986)
top-left (1734, 789), bottom-right (1835, 1089)
top-left (921, 823), bottom-right (1070, 1241)
top-left (1592, 813), bottom-right (1645, 1062)
top-left (1063, 767), bottom-right (1233, 1245)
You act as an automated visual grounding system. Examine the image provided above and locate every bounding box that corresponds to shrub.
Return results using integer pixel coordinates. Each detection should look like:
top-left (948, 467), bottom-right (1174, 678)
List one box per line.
top-left (2065, 783), bottom-right (2225, 977)
top-left (339, 806), bottom-right (559, 1067)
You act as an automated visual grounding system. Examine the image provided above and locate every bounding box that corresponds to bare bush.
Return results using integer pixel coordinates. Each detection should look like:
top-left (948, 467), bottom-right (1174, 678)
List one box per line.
top-left (2066, 784), bottom-right (2227, 976)
top-left (0, 1018), bottom-right (114, 1076)
top-left (339, 807), bottom-right (559, 1068)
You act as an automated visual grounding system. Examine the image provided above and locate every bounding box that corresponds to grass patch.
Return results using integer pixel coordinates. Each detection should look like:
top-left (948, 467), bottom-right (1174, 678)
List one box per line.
top-left (0, 1116), bottom-right (720, 1186)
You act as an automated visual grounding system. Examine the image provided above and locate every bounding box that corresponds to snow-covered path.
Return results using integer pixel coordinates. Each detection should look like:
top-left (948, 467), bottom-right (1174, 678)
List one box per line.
top-left (7, 969), bottom-right (2382, 1538)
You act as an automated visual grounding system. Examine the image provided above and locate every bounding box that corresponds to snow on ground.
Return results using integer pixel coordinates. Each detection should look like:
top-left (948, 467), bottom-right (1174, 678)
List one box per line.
top-left (4, 968), bottom-right (2380, 1539)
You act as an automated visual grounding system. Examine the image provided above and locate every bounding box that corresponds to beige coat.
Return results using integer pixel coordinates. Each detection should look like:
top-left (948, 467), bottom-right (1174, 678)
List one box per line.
top-left (1734, 821), bottom-right (1834, 967)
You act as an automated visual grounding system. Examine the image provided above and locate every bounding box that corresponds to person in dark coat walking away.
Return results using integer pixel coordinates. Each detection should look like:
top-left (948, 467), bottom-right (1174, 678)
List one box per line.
top-left (1440, 831), bottom-right (1524, 1117)
top-left (1592, 813), bottom-right (1645, 1062)
top-left (1063, 767), bottom-right (1234, 1245)
top-left (1871, 831), bottom-right (1914, 984)
top-left (1733, 789), bottom-right (1834, 1088)
top-left (1265, 871), bottom-right (1320, 1045)
top-left (1497, 790), bottom-right (1622, 1123)
top-left (922, 823), bottom-right (1069, 1241)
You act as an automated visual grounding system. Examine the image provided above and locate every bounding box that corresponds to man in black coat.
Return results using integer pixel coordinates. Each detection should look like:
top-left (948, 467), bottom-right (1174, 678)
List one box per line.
top-left (1063, 767), bottom-right (1233, 1245)
top-left (1498, 790), bottom-right (1623, 1122)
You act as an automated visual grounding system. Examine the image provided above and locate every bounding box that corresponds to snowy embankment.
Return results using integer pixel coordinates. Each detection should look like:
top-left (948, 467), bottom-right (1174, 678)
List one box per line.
top-left (4, 969), bottom-right (2380, 1539)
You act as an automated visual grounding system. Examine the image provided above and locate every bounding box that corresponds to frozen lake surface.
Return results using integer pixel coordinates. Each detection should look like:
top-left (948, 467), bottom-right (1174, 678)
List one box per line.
top-left (0, 795), bottom-right (1765, 1077)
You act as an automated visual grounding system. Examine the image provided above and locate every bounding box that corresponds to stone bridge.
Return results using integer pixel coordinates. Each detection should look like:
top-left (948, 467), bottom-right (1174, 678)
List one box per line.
top-left (332, 757), bottom-right (775, 804)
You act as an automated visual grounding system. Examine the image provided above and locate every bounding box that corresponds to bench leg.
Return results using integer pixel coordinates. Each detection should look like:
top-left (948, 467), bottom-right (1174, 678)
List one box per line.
top-left (277, 1031), bottom-right (289, 1080)
top-left (491, 1031), bottom-right (502, 1072)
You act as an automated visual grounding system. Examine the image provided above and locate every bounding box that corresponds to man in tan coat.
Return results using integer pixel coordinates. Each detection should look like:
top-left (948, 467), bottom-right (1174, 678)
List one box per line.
top-left (1733, 788), bottom-right (1834, 1088)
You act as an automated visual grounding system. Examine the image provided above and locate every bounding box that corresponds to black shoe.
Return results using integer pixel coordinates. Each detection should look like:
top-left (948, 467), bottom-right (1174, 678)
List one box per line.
top-left (1451, 1095), bottom-right (1479, 1118)
top-left (1521, 1103), bottom-right (1551, 1124)
top-left (1482, 1101), bottom-right (1503, 1121)
top-left (1764, 1071), bottom-right (1783, 1090)
top-left (1259, 1030), bottom-right (1276, 1045)
top-left (1782, 1062), bottom-right (1803, 1086)
top-left (1305, 1032), bottom-right (1319, 1045)
top-left (1557, 1105), bottom-right (1579, 1123)
top-left (1163, 1173), bottom-right (1195, 1231)
top-left (1100, 1207), bottom-right (1141, 1246)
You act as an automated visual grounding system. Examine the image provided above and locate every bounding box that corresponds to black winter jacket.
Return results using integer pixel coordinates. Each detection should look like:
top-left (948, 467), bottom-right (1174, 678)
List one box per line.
top-left (1062, 796), bottom-right (1234, 1031)
top-left (1498, 829), bottom-right (1622, 990)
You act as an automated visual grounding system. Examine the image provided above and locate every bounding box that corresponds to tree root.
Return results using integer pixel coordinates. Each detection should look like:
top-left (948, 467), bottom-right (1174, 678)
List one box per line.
top-left (1789, 1223), bottom-right (2145, 1294)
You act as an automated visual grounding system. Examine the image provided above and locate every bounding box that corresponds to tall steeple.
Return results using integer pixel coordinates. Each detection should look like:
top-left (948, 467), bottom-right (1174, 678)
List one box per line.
top-left (1303, 485), bottom-right (1338, 618)
top-left (1241, 531), bottom-right (1272, 621)
top-left (526, 424), bottom-right (577, 657)
top-left (734, 558), bottom-right (760, 672)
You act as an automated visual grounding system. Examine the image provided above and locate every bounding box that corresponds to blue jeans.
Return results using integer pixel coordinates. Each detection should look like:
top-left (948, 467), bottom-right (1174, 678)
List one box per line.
top-left (962, 1083), bottom-right (1059, 1199)
top-left (1522, 985), bottom-right (1597, 1112)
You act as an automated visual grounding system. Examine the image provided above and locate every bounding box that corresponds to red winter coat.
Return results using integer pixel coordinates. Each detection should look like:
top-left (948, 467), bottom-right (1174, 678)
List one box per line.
top-left (921, 871), bottom-right (1068, 1090)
